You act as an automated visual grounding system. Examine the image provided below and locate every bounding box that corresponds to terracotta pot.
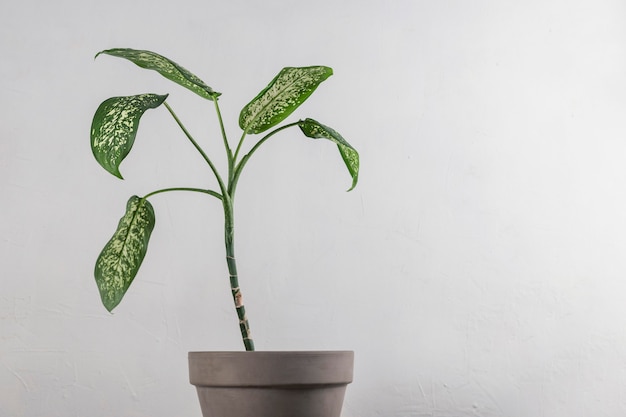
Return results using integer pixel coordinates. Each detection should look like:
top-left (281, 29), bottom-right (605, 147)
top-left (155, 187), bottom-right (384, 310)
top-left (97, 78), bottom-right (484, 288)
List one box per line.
top-left (189, 351), bottom-right (354, 417)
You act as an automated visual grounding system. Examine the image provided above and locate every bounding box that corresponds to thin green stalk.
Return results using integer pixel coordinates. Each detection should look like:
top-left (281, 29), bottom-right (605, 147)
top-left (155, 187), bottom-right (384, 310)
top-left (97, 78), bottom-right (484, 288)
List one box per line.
top-left (143, 187), bottom-right (223, 200)
top-left (212, 99), bottom-right (234, 182)
top-left (163, 101), bottom-right (228, 197)
top-left (230, 121), bottom-right (300, 195)
top-left (232, 130), bottom-right (248, 168)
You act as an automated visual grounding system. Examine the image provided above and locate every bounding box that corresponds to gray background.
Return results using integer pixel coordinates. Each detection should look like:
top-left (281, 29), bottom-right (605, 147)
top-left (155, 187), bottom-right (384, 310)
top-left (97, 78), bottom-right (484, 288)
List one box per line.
top-left (2, 0), bottom-right (626, 416)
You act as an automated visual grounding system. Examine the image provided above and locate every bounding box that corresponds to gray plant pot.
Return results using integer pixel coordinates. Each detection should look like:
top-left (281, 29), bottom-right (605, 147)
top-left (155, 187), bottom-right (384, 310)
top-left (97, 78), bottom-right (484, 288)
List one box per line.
top-left (189, 351), bottom-right (354, 417)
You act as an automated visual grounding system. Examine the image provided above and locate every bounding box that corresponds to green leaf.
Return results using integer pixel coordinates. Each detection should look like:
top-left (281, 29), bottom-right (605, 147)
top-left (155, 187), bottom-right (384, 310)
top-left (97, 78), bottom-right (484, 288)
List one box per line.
top-left (91, 93), bottom-right (168, 179)
top-left (96, 48), bottom-right (220, 100)
top-left (298, 118), bottom-right (359, 191)
top-left (95, 196), bottom-right (155, 312)
top-left (239, 66), bottom-right (333, 134)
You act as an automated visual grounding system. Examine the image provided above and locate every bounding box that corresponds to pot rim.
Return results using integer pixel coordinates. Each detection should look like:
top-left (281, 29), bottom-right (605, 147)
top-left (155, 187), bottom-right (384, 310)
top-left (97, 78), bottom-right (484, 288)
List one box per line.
top-left (189, 350), bottom-right (354, 387)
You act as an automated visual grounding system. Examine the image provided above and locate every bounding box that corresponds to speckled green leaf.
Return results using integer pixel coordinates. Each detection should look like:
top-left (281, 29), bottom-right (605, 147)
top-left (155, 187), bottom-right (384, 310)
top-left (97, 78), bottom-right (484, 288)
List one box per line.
top-left (239, 66), bottom-right (333, 134)
top-left (91, 93), bottom-right (167, 179)
top-left (298, 118), bottom-right (359, 191)
top-left (96, 48), bottom-right (220, 100)
top-left (95, 196), bottom-right (155, 312)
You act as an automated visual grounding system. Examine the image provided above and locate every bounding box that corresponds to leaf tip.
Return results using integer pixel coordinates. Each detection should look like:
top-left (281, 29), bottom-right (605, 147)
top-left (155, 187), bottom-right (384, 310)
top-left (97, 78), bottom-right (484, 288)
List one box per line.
top-left (346, 177), bottom-right (358, 192)
top-left (102, 295), bottom-right (121, 313)
top-left (97, 161), bottom-right (124, 180)
top-left (94, 49), bottom-right (108, 60)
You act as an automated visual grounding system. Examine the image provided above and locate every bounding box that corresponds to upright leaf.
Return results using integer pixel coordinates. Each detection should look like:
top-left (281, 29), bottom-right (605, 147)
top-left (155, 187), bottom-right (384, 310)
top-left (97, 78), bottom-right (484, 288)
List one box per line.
top-left (95, 196), bottom-right (155, 312)
top-left (239, 66), bottom-right (333, 134)
top-left (91, 93), bottom-right (168, 179)
top-left (96, 48), bottom-right (220, 100)
top-left (298, 118), bottom-right (359, 191)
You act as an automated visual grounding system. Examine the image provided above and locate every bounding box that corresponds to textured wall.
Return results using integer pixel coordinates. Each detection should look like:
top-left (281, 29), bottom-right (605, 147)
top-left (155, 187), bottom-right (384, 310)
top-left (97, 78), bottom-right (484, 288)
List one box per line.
top-left (2, 0), bottom-right (626, 416)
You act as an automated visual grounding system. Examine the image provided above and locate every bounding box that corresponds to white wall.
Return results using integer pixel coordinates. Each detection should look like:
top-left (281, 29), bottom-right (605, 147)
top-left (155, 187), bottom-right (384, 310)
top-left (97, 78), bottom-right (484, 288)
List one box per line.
top-left (2, 0), bottom-right (626, 416)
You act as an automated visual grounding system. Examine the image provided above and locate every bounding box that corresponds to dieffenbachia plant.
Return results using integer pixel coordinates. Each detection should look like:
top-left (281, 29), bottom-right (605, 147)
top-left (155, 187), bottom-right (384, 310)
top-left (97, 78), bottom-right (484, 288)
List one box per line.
top-left (90, 48), bottom-right (359, 351)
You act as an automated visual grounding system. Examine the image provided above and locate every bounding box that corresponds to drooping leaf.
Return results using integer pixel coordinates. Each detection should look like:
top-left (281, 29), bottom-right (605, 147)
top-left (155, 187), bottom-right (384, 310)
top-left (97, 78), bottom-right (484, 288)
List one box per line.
top-left (239, 66), bottom-right (333, 134)
top-left (298, 118), bottom-right (359, 191)
top-left (91, 93), bottom-right (168, 179)
top-left (95, 196), bottom-right (155, 312)
top-left (96, 48), bottom-right (220, 100)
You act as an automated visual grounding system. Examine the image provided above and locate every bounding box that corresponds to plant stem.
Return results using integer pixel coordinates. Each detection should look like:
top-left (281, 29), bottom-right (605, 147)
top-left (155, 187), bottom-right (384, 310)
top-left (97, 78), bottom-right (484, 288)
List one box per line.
top-left (219, 122), bottom-right (302, 350)
top-left (165, 99), bottom-right (254, 350)
top-left (223, 198), bottom-right (255, 351)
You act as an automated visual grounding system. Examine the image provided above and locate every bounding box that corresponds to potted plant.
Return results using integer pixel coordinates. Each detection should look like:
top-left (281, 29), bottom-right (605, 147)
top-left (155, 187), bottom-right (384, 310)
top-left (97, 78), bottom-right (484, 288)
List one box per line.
top-left (90, 48), bottom-right (359, 417)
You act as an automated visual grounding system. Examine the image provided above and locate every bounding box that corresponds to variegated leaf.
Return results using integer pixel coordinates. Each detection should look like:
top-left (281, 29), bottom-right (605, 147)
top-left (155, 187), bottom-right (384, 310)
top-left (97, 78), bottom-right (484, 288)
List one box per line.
top-left (96, 48), bottom-right (220, 100)
top-left (95, 196), bottom-right (155, 312)
top-left (91, 93), bottom-right (168, 179)
top-left (298, 118), bottom-right (359, 191)
top-left (239, 66), bottom-right (333, 134)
